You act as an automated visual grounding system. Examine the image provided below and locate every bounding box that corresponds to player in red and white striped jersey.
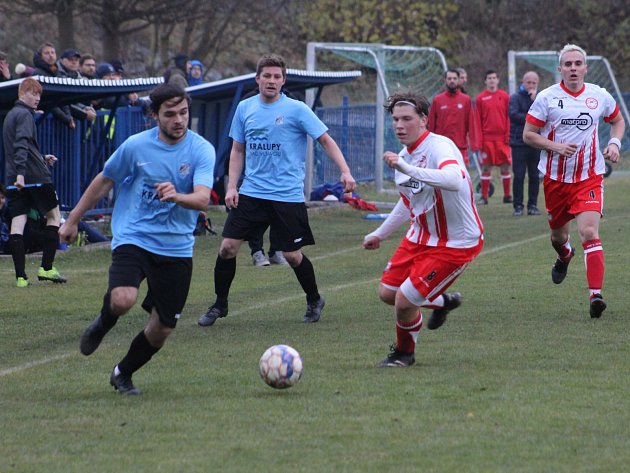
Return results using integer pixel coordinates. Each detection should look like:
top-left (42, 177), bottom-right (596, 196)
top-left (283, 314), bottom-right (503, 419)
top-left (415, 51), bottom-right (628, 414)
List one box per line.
top-left (524, 43), bottom-right (625, 318)
top-left (363, 91), bottom-right (484, 368)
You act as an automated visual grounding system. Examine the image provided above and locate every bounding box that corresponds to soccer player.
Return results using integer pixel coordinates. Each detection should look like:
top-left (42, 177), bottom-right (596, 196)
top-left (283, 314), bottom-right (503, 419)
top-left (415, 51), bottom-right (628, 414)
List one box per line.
top-left (475, 69), bottom-right (512, 205)
top-left (364, 91), bottom-right (484, 368)
top-left (197, 53), bottom-right (356, 327)
top-left (523, 44), bottom-right (625, 318)
top-left (3, 77), bottom-right (66, 287)
top-left (59, 84), bottom-right (215, 394)
top-left (427, 69), bottom-right (480, 165)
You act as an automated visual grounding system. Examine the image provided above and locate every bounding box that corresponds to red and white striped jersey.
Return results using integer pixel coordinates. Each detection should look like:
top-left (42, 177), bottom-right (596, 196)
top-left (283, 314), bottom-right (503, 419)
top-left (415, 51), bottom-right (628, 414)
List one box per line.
top-left (396, 132), bottom-right (483, 248)
top-left (526, 81), bottom-right (620, 183)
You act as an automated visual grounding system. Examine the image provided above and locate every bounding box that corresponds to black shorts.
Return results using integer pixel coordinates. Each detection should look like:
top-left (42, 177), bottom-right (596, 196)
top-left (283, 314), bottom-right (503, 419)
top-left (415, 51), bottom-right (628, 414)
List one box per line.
top-left (6, 183), bottom-right (59, 218)
top-left (222, 194), bottom-right (315, 252)
top-left (108, 244), bottom-right (193, 328)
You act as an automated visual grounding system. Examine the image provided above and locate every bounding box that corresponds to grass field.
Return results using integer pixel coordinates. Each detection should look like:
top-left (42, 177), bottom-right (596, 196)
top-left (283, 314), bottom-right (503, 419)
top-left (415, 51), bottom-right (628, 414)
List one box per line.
top-left (2, 174), bottom-right (630, 472)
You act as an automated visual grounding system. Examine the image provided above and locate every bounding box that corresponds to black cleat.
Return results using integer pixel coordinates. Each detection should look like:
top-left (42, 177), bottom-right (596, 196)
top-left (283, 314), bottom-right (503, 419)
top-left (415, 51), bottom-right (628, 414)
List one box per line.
top-left (198, 305), bottom-right (228, 327)
top-left (110, 368), bottom-right (140, 395)
top-left (427, 292), bottom-right (462, 330)
top-left (527, 206), bottom-right (541, 216)
top-left (551, 247), bottom-right (575, 284)
top-left (589, 294), bottom-right (607, 319)
top-left (304, 296), bottom-right (325, 323)
top-left (513, 207), bottom-right (524, 217)
top-left (503, 196), bottom-right (513, 204)
top-left (79, 317), bottom-right (108, 356)
top-left (378, 345), bottom-right (415, 367)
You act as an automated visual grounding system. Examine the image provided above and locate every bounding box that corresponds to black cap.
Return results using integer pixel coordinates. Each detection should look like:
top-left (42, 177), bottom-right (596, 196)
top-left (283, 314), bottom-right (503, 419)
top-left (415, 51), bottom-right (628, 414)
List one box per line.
top-left (61, 48), bottom-right (81, 59)
top-left (96, 63), bottom-right (116, 79)
top-left (110, 59), bottom-right (124, 72)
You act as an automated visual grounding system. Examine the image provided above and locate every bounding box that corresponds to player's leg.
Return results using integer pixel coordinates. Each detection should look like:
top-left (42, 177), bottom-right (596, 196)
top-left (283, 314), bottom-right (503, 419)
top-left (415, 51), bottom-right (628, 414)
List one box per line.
top-left (38, 201), bottom-right (66, 283)
top-left (479, 145), bottom-right (492, 203)
top-left (511, 147), bottom-right (526, 216)
top-left (525, 147), bottom-right (541, 214)
top-left (80, 245), bottom-right (143, 356)
top-left (500, 162), bottom-right (512, 203)
top-left (576, 210), bottom-right (606, 318)
top-left (544, 177), bottom-right (575, 284)
top-left (7, 188), bottom-right (29, 285)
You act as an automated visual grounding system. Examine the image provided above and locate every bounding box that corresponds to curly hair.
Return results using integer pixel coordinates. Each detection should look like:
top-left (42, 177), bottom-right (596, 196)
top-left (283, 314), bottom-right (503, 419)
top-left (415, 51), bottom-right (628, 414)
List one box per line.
top-left (385, 90), bottom-right (430, 117)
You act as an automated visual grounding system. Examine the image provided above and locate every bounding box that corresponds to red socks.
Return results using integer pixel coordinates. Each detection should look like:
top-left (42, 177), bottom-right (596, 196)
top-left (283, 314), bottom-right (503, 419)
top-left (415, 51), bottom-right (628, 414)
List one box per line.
top-left (396, 312), bottom-right (423, 354)
top-left (583, 239), bottom-right (604, 295)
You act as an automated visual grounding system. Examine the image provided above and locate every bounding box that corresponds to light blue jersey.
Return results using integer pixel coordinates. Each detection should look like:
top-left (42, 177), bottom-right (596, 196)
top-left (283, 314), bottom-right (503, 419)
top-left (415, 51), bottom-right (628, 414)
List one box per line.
top-left (103, 127), bottom-right (215, 257)
top-left (230, 93), bottom-right (327, 202)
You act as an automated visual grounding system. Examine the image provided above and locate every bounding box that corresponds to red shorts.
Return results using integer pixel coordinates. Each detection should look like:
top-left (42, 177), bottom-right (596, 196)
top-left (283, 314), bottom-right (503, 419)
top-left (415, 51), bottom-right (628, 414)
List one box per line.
top-left (479, 141), bottom-right (511, 166)
top-left (543, 175), bottom-right (604, 229)
top-left (381, 238), bottom-right (483, 302)
top-left (459, 147), bottom-right (470, 166)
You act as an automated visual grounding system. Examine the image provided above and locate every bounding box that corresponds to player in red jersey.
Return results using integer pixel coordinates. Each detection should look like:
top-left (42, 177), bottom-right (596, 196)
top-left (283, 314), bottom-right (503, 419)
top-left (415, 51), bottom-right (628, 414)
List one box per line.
top-left (364, 90), bottom-right (484, 367)
top-left (428, 69), bottom-right (480, 165)
top-left (476, 70), bottom-right (512, 204)
top-left (523, 44), bottom-right (625, 318)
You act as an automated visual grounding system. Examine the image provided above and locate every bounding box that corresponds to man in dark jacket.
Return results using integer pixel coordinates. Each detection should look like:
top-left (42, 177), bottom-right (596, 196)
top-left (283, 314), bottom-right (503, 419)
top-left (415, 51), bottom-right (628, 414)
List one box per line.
top-left (0, 51), bottom-right (13, 82)
top-left (509, 71), bottom-right (541, 217)
top-left (3, 78), bottom-right (66, 287)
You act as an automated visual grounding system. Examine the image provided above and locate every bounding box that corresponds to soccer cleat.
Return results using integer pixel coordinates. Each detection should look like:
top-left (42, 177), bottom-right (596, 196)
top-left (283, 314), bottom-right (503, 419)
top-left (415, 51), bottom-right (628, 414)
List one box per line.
top-left (378, 345), bottom-right (415, 367)
top-left (503, 196), bottom-right (513, 204)
top-left (528, 206), bottom-right (541, 216)
top-left (513, 207), bottom-right (524, 217)
top-left (16, 277), bottom-right (30, 288)
top-left (303, 296), bottom-right (325, 323)
top-left (80, 317), bottom-right (109, 356)
top-left (37, 266), bottom-right (67, 283)
top-left (427, 292), bottom-right (462, 330)
top-left (551, 247), bottom-right (575, 284)
top-left (110, 368), bottom-right (141, 395)
top-left (589, 294), bottom-right (607, 319)
top-left (478, 197), bottom-right (488, 205)
top-left (198, 305), bottom-right (228, 327)
top-left (268, 251), bottom-right (289, 265)
top-left (251, 250), bottom-right (270, 266)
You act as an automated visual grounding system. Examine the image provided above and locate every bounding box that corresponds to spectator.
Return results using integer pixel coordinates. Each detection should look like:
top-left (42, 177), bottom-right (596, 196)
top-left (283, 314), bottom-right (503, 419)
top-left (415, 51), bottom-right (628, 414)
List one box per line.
top-left (475, 69), bottom-right (512, 205)
top-left (110, 59), bottom-right (125, 79)
top-left (509, 71), bottom-right (541, 216)
top-left (2, 78), bottom-right (67, 287)
top-left (0, 51), bottom-right (13, 82)
top-left (164, 53), bottom-right (189, 89)
top-left (188, 59), bottom-right (204, 86)
top-left (455, 67), bottom-right (468, 93)
top-left (427, 69), bottom-right (480, 165)
top-left (15, 63), bottom-right (34, 78)
top-left (31, 42), bottom-right (76, 129)
top-left (57, 48), bottom-right (82, 78)
top-left (80, 54), bottom-right (97, 79)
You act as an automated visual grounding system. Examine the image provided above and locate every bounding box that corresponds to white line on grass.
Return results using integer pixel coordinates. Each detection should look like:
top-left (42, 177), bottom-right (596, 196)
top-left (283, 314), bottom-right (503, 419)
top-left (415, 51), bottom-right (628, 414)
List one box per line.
top-left (0, 231), bottom-right (551, 378)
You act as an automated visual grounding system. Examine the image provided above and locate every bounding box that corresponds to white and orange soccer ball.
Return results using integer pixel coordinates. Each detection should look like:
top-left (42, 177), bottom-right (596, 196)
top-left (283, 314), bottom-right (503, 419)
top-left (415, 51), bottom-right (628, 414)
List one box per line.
top-left (259, 345), bottom-right (303, 389)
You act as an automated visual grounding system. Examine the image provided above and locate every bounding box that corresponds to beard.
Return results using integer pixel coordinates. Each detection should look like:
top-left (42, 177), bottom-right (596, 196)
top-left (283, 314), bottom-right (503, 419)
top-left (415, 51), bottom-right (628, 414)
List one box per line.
top-left (446, 85), bottom-right (458, 93)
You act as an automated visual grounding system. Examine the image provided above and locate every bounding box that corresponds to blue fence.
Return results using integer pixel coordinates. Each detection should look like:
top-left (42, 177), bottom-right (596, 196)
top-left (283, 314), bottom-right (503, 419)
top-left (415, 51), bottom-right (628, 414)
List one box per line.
top-left (1, 106), bottom-right (154, 212)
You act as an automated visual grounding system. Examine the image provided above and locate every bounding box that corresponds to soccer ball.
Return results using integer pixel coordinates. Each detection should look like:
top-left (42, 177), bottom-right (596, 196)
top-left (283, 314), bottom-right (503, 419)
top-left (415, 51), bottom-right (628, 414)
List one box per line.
top-left (259, 345), bottom-right (303, 389)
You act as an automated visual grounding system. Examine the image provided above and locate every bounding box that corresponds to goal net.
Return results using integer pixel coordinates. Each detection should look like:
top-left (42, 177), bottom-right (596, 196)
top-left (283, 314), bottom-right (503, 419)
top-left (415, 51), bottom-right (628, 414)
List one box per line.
top-left (306, 42), bottom-right (447, 195)
top-left (508, 50), bottom-right (629, 152)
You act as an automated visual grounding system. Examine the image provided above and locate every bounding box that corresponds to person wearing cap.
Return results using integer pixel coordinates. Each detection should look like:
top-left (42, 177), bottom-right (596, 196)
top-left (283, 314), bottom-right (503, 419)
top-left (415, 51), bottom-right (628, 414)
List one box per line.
top-left (164, 53), bottom-right (189, 89)
top-left (96, 62), bottom-right (116, 80)
top-left (0, 51), bottom-right (13, 82)
top-left (110, 59), bottom-right (125, 80)
top-left (57, 48), bottom-right (82, 79)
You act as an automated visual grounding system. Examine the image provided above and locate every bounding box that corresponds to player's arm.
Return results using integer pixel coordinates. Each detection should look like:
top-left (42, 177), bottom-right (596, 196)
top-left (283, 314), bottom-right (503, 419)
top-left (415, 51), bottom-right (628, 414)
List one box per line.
top-left (603, 113), bottom-right (625, 163)
top-left (60, 172), bottom-right (114, 243)
top-left (383, 152), bottom-right (463, 191)
top-left (317, 132), bottom-right (356, 193)
top-left (363, 198), bottom-right (409, 249)
top-left (225, 140), bottom-right (245, 209)
top-left (523, 121), bottom-right (578, 157)
top-left (156, 183), bottom-right (211, 210)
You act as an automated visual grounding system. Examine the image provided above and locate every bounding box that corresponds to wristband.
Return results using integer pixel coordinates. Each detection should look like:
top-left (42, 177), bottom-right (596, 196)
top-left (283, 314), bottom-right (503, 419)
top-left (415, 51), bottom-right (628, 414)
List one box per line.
top-left (608, 137), bottom-right (622, 149)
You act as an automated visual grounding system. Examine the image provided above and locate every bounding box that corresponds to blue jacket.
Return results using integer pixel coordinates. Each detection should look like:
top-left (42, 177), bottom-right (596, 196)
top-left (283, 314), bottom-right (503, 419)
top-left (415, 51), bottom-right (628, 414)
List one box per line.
top-left (508, 85), bottom-right (535, 147)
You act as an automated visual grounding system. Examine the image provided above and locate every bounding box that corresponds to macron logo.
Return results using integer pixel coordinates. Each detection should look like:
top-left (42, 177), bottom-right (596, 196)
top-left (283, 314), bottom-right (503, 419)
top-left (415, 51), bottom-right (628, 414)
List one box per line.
top-left (293, 237), bottom-right (303, 243)
top-left (137, 162), bottom-right (152, 167)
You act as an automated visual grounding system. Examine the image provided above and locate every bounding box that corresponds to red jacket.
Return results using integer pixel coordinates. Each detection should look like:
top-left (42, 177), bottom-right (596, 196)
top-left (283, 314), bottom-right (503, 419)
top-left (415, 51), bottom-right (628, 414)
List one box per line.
top-left (428, 89), bottom-right (480, 151)
top-left (475, 88), bottom-right (510, 143)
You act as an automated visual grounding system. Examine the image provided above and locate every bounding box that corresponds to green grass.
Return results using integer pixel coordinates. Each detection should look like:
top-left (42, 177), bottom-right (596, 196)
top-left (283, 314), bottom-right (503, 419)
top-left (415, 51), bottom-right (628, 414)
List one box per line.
top-left (2, 175), bottom-right (630, 472)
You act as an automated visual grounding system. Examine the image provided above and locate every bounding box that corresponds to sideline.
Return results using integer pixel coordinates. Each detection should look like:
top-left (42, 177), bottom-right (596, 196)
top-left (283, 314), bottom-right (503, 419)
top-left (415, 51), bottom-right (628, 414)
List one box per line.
top-left (0, 230), bottom-right (553, 379)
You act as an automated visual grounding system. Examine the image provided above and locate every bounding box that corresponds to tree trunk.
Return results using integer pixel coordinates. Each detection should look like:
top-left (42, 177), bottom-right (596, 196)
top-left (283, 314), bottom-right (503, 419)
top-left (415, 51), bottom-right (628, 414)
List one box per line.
top-left (56, 0), bottom-right (75, 51)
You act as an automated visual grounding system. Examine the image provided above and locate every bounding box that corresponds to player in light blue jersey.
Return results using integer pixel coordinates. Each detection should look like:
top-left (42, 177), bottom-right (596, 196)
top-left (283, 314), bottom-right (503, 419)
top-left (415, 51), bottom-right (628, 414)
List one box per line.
top-left (198, 54), bottom-right (356, 327)
top-left (60, 84), bottom-right (215, 394)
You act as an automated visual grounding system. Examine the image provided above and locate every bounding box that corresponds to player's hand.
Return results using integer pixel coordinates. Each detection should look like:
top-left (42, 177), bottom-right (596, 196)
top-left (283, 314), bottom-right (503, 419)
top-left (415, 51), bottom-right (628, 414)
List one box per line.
top-left (603, 143), bottom-right (621, 163)
top-left (382, 151), bottom-right (400, 169)
top-left (225, 188), bottom-right (239, 209)
top-left (155, 181), bottom-right (177, 202)
top-left (363, 236), bottom-right (381, 250)
top-left (340, 171), bottom-right (356, 193)
top-left (556, 142), bottom-right (578, 157)
top-left (59, 221), bottom-right (78, 244)
top-left (14, 175), bottom-right (25, 190)
top-left (45, 154), bottom-right (58, 166)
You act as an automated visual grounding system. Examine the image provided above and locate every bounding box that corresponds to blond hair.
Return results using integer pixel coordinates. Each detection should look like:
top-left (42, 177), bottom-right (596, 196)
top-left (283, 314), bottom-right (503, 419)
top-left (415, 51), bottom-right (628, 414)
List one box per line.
top-left (559, 44), bottom-right (587, 64)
